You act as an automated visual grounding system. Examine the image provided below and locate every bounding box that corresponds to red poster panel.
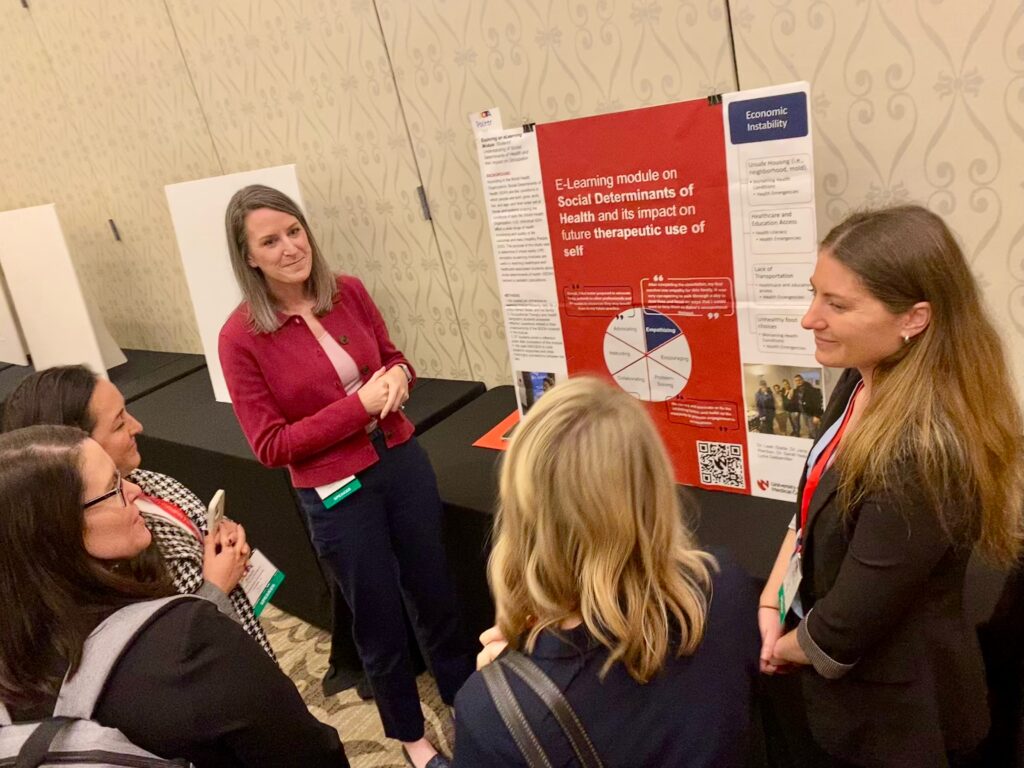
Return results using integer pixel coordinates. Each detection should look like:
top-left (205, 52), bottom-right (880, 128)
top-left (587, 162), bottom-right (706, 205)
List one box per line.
top-left (536, 99), bottom-right (748, 493)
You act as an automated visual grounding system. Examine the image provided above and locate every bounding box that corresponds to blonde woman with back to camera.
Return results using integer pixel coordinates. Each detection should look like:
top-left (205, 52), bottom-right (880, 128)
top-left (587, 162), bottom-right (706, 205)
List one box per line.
top-left (452, 376), bottom-right (760, 767)
top-left (760, 205), bottom-right (1024, 767)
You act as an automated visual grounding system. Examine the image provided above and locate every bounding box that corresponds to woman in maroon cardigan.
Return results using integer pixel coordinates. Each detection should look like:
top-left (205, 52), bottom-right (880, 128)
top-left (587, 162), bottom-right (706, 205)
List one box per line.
top-left (218, 185), bottom-right (470, 768)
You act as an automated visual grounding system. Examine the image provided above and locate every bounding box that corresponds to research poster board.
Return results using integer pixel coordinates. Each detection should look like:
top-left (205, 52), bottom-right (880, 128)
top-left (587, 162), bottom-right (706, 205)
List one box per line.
top-left (0, 203), bottom-right (122, 375)
top-left (166, 165), bottom-right (304, 403)
top-left (473, 83), bottom-right (822, 500)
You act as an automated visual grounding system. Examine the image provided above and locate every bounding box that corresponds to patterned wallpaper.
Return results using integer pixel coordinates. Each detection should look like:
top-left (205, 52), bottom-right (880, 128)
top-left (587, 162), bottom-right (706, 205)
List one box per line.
top-left (731, 0), bottom-right (1024, 387)
top-left (377, 0), bottom-right (737, 384)
top-left (2, 0), bottom-right (1020, 387)
top-left (164, 0), bottom-right (472, 379)
top-left (0, 2), bottom-right (114, 345)
top-left (25, 0), bottom-right (219, 353)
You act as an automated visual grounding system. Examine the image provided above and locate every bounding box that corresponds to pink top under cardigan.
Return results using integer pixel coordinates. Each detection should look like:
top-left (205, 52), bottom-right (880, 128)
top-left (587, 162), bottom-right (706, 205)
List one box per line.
top-left (218, 274), bottom-right (416, 488)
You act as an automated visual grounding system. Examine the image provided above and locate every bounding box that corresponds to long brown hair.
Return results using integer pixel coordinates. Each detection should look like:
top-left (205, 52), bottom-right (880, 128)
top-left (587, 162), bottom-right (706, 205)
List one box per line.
top-left (490, 376), bottom-right (714, 683)
top-left (823, 205), bottom-right (1023, 565)
top-left (224, 184), bottom-right (336, 334)
top-left (0, 426), bottom-right (174, 707)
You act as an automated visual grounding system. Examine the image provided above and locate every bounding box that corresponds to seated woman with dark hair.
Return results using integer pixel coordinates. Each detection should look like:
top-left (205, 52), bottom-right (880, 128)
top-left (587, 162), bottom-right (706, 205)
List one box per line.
top-left (1, 365), bottom-right (273, 658)
top-left (454, 376), bottom-right (760, 767)
top-left (0, 425), bottom-right (348, 766)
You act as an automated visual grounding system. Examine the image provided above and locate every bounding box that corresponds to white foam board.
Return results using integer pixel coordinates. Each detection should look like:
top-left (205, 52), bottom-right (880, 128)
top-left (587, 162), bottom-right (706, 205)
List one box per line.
top-left (166, 165), bottom-right (304, 403)
top-left (0, 204), bottom-right (113, 376)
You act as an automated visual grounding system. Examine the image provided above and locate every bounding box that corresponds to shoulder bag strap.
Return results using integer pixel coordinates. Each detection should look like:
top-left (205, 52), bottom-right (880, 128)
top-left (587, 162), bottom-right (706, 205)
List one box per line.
top-left (502, 652), bottom-right (605, 768)
top-left (15, 717), bottom-right (73, 768)
top-left (480, 662), bottom-right (553, 768)
top-left (54, 595), bottom-right (199, 719)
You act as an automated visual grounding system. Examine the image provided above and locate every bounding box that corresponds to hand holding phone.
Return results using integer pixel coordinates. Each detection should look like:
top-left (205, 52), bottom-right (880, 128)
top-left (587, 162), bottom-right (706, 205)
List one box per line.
top-left (207, 489), bottom-right (226, 536)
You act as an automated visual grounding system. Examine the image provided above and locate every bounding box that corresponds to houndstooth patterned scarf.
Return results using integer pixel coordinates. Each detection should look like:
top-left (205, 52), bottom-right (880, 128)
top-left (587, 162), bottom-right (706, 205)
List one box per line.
top-left (130, 468), bottom-right (277, 662)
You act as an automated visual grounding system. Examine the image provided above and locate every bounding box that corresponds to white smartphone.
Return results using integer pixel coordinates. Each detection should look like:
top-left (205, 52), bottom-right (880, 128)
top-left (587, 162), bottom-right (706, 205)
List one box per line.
top-left (207, 489), bottom-right (226, 534)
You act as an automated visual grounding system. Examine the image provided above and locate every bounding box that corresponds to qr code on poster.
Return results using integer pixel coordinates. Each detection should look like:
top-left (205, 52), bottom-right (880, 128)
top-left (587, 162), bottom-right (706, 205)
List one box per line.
top-left (696, 441), bottom-right (745, 489)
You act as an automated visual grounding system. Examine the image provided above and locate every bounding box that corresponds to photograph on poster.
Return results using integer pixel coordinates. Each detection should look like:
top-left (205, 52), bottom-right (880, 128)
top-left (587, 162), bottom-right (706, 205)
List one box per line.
top-left (515, 370), bottom-right (557, 414)
top-left (742, 363), bottom-right (825, 439)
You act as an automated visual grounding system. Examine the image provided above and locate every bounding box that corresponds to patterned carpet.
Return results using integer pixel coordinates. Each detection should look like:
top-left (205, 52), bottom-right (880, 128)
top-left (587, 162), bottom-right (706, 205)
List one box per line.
top-left (260, 605), bottom-right (456, 767)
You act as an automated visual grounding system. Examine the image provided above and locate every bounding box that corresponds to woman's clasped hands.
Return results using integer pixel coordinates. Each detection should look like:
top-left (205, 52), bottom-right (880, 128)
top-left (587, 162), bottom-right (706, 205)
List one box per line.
top-left (357, 366), bottom-right (410, 419)
top-left (203, 519), bottom-right (251, 594)
top-left (758, 606), bottom-right (801, 675)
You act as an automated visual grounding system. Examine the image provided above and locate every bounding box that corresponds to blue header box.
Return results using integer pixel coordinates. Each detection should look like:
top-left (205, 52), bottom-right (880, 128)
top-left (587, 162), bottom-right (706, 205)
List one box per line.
top-left (728, 91), bottom-right (808, 145)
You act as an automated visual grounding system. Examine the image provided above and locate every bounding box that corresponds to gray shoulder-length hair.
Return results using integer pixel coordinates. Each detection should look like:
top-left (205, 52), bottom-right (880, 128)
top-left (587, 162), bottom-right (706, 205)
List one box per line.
top-left (224, 184), bottom-right (337, 334)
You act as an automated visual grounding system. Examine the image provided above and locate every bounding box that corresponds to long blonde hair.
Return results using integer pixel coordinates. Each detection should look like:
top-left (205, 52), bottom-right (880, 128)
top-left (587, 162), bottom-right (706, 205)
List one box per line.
top-left (824, 205), bottom-right (1024, 565)
top-left (490, 376), bottom-right (714, 683)
top-left (224, 185), bottom-right (336, 334)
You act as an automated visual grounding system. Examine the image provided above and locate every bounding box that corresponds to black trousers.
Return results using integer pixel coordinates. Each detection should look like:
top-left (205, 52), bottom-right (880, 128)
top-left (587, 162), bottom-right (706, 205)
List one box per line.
top-left (297, 434), bottom-right (473, 741)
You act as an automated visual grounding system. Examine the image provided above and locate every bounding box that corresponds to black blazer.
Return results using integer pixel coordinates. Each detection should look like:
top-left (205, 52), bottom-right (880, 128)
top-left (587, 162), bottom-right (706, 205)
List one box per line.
top-left (793, 369), bottom-right (988, 767)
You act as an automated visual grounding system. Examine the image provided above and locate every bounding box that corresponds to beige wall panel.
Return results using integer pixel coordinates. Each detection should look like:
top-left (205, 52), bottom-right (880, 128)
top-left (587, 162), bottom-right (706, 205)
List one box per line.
top-left (0, 3), bottom-right (116, 341)
top-left (28, 0), bottom-right (221, 353)
top-left (731, 0), bottom-right (1024, 387)
top-left (165, 0), bottom-right (471, 380)
top-left (378, 0), bottom-right (737, 385)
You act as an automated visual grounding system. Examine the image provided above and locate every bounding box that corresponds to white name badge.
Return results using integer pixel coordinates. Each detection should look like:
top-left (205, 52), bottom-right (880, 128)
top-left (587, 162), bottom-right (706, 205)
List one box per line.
top-left (240, 549), bottom-right (285, 618)
top-left (778, 552), bottom-right (802, 624)
top-left (315, 474), bottom-right (362, 509)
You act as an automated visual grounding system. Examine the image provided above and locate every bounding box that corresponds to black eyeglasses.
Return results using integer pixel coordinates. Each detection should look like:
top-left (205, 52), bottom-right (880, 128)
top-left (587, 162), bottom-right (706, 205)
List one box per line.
top-left (83, 470), bottom-right (127, 510)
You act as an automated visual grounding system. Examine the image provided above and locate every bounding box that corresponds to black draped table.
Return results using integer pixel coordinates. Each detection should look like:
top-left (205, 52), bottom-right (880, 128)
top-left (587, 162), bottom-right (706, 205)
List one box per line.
top-left (417, 386), bottom-right (1007, 638)
top-left (0, 348), bottom-right (205, 405)
top-left (417, 385), bottom-right (797, 639)
top-left (130, 369), bottom-right (486, 629)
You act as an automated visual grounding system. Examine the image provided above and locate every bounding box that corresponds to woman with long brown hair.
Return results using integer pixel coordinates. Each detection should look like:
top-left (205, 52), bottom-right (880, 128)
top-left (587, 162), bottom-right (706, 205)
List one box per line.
top-left (760, 205), bottom-right (1024, 766)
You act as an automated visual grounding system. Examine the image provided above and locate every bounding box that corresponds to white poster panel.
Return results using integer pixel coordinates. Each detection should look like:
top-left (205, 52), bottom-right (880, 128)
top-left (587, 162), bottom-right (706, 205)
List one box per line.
top-left (0, 204), bottom-right (111, 375)
top-left (473, 83), bottom-right (818, 501)
top-left (166, 165), bottom-right (304, 403)
top-left (0, 268), bottom-right (28, 365)
top-left (471, 110), bottom-right (568, 414)
top-left (87, 300), bottom-right (128, 370)
top-left (723, 82), bottom-right (823, 501)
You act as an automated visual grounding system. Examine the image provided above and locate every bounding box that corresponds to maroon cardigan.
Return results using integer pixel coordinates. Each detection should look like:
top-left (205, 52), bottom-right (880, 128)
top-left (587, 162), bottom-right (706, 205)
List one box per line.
top-left (218, 275), bottom-right (415, 488)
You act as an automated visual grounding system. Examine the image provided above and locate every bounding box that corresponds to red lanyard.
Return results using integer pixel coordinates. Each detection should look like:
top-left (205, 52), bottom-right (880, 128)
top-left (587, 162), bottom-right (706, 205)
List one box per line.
top-left (798, 382), bottom-right (862, 550)
top-left (139, 494), bottom-right (203, 542)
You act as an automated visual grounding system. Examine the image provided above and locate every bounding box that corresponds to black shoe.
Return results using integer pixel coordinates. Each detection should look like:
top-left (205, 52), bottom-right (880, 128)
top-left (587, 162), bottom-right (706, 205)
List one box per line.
top-left (401, 746), bottom-right (450, 768)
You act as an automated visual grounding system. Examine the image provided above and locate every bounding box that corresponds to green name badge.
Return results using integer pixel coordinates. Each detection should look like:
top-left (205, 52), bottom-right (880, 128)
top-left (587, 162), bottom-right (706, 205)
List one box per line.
top-left (316, 475), bottom-right (363, 509)
top-left (240, 549), bottom-right (285, 618)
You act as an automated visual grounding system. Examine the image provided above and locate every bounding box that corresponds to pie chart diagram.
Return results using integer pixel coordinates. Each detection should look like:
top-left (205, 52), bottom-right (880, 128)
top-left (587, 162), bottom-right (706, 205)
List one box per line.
top-left (604, 308), bottom-right (692, 402)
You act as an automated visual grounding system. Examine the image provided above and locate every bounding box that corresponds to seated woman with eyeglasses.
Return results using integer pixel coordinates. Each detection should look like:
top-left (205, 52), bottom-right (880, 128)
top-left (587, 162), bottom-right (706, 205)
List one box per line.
top-left (0, 425), bottom-right (349, 766)
top-left (453, 377), bottom-right (760, 767)
top-left (2, 365), bottom-right (274, 658)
